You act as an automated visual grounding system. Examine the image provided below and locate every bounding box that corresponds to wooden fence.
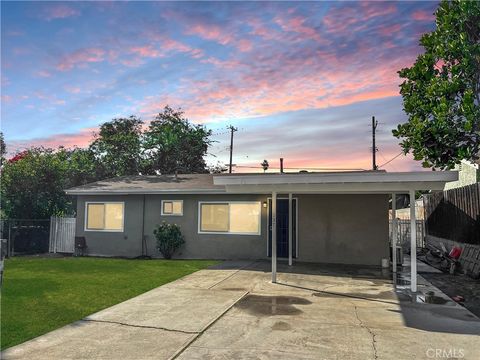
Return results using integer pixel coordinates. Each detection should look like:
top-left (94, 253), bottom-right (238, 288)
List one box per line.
top-left (49, 217), bottom-right (76, 253)
top-left (389, 219), bottom-right (425, 249)
top-left (423, 183), bottom-right (480, 245)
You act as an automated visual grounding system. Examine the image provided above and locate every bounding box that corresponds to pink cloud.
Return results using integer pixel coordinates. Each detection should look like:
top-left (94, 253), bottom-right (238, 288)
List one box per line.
top-left (186, 23), bottom-right (234, 46)
top-left (42, 4), bottom-right (80, 21)
top-left (56, 47), bottom-right (106, 71)
top-left (7, 128), bottom-right (96, 154)
top-left (378, 24), bottom-right (403, 37)
top-left (238, 39), bottom-right (253, 52)
top-left (412, 10), bottom-right (434, 22)
top-left (64, 86), bottom-right (81, 94)
top-left (274, 15), bottom-right (327, 44)
top-left (35, 70), bottom-right (52, 78)
top-left (130, 45), bottom-right (161, 58)
top-left (324, 3), bottom-right (397, 34)
top-left (1, 95), bottom-right (12, 103)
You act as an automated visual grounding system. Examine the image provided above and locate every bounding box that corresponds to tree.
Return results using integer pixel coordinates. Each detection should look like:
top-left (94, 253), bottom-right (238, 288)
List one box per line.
top-left (89, 116), bottom-right (143, 177)
top-left (0, 147), bottom-right (102, 219)
top-left (261, 159), bottom-right (269, 172)
top-left (393, 0), bottom-right (480, 169)
top-left (143, 106), bottom-right (212, 174)
top-left (0, 132), bottom-right (6, 167)
top-left (1, 148), bottom-right (71, 219)
top-left (208, 161), bottom-right (228, 174)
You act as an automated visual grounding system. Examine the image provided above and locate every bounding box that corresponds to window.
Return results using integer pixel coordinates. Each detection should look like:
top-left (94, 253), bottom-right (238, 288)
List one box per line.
top-left (85, 202), bottom-right (124, 231)
top-left (161, 200), bottom-right (183, 216)
top-left (199, 202), bottom-right (261, 235)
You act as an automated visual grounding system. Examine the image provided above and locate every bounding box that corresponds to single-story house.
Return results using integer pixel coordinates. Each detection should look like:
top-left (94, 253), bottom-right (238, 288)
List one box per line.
top-left (65, 170), bottom-right (458, 292)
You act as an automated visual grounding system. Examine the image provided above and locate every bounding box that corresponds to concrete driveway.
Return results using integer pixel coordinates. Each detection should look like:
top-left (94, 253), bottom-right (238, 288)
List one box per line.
top-left (3, 260), bottom-right (480, 360)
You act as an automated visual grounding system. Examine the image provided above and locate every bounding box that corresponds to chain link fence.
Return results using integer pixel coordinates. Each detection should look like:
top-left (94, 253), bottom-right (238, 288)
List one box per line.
top-left (0, 219), bottom-right (50, 256)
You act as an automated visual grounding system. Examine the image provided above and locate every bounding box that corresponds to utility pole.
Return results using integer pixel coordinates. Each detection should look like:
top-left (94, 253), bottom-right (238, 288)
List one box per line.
top-left (227, 125), bottom-right (238, 173)
top-left (372, 116), bottom-right (378, 170)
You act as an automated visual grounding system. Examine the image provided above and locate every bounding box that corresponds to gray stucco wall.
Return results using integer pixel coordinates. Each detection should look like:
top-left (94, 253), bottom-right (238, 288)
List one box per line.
top-left (296, 194), bottom-right (389, 266)
top-left (75, 193), bottom-right (389, 266)
top-left (76, 195), bottom-right (144, 257)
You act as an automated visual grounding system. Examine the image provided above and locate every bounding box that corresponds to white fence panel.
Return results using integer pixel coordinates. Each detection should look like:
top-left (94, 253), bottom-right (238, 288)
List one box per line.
top-left (49, 217), bottom-right (75, 253)
top-left (389, 219), bottom-right (425, 249)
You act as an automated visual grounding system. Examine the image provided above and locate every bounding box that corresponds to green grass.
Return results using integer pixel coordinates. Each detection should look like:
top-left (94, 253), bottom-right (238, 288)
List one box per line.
top-left (1, 257), bottom-right (217, 350)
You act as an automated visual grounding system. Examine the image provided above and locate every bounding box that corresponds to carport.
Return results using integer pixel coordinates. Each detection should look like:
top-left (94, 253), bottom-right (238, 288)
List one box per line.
top-left (214, 171), bottom-right (458, 293)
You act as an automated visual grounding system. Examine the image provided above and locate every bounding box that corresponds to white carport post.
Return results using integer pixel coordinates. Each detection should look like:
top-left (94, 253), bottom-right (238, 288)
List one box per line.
top-left (272, 191), bottom-right (277, 283)
top-left (392, 193), bottom-right (397, 273)
top-left (409, 190), bottom-right (417, 293)
top-left (288, 193), bottom-right (293, 266)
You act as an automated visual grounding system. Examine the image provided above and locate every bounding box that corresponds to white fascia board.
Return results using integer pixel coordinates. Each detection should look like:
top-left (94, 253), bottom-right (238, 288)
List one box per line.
top-left (224, 181), bottom-right (448, 194)
top-left (214, 171), bottom-right (458, 186)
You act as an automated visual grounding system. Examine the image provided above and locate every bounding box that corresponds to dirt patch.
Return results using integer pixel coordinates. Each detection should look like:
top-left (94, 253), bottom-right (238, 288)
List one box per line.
top-left (421, 272), bottom-right (480, 318)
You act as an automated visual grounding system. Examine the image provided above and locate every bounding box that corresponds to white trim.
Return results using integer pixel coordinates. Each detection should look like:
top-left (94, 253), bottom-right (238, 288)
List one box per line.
top-left (214, 171), bottom-right (458, 186)
top-left (267, 197), bottom-right (299, 258)
top-left (84, 201), bottom-right (125, 232)
top-left (223, 182), bottom-right (449, 194)
top-left (161, 200), bottom-right (184, 216)
top-left (197, 201), bottom-right (262, 236)
top-left (410, 190), bottom-right (417, 293)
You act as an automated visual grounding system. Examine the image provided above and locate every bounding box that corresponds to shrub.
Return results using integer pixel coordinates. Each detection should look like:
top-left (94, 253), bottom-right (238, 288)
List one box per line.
top-left (153, 221), bottom-right (185, 259)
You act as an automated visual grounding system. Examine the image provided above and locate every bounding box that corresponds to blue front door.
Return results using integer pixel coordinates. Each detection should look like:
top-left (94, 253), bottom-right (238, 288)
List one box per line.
top-left (268, 198), bottom-right (297, 258)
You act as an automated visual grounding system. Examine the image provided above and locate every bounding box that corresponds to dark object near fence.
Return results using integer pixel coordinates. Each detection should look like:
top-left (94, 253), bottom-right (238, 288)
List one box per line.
top-left (74, 236), bottom-right (87, 256)
top-left (423, 183), bottom-right (480, 245)
top-left (0, 219), bottom-right (50, 255)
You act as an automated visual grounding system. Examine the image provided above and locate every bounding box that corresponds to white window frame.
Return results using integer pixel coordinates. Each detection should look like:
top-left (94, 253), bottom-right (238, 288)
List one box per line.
top-left (84, 201), bottom-right (125, 232)
top-left (161, 200), bottom-right (184, 216)
top-left (198, 201), bottom-right (261, 236)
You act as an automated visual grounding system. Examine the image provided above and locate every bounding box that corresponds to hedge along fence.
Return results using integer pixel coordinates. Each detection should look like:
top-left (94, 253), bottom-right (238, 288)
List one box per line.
top-left (423, 183), bottom-right (480, 245)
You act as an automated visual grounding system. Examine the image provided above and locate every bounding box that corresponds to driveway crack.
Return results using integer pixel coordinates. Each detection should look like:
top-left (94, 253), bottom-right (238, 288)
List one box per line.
top-left (353, 306), bottom-right (378, 360)
top-left (82, 319), bottom-right (199, 335)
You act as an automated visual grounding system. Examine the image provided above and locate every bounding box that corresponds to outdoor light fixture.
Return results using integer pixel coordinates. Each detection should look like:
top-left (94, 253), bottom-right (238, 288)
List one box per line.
top-left (263, 202), bottom-right (268, 208)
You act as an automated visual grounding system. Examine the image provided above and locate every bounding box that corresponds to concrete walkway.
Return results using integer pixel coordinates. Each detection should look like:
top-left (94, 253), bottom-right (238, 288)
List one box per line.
top-left (3, 260), bottom-right (480, 360)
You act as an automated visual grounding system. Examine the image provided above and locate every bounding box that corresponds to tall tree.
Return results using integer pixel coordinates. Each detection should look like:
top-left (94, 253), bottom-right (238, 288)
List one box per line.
top-left (0, 132), bottom-right (6, 167)
top-left (0, 147), bottom-right (103, 219)
top-left (143, 106), bottom-right (212, 174)
top-left (393, 0), bottom-right (480, 169)
top-left (89, 116), bottom-right (143, 177)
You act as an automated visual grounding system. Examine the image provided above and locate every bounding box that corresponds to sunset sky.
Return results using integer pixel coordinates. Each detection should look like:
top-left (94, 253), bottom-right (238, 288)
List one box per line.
top-left (1, 1), bottom-right (438, 172)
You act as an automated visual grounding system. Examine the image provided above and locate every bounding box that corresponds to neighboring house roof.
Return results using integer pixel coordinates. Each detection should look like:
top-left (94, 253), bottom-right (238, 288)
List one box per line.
top-left (65, 171), bottom-right (459, 195)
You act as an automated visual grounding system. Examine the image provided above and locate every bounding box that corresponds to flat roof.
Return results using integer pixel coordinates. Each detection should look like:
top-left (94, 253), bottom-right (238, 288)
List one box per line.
top-left (214, 171), bottom-right (458, 194)
top-left (65, 171), bottom-right (458, 195)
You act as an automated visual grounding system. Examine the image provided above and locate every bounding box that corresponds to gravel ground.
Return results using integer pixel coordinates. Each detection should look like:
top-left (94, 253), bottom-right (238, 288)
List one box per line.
top-left (420, 271), bottom-right (480, 318)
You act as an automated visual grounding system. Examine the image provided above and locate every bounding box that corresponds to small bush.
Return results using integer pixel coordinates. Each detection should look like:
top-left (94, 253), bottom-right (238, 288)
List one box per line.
top-left (154, 221), bottom-right (185, 259)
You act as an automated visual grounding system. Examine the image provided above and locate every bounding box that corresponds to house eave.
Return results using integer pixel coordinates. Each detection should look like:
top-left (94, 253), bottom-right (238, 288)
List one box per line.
top-left (65, 189), bottom-right (227, 196)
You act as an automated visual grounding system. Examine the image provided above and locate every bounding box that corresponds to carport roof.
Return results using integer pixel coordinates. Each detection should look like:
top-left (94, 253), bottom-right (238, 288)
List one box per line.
top-left (213, 171), bottom-right (458, 194)
top-left (65, 171), bottom-right (458, 195)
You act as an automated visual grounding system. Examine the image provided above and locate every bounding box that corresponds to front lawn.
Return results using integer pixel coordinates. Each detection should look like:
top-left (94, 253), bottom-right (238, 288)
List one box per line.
top-left (0, 257), bottom-right (217, 350)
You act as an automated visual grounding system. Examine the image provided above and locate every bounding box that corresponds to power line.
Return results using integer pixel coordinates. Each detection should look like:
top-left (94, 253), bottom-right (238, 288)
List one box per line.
top-left (372, 116), bottom-right (378, 170)
top-left (227, 125), bottom-right (238, 173)
top-left (378, 152), bottom-right (403, 168)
